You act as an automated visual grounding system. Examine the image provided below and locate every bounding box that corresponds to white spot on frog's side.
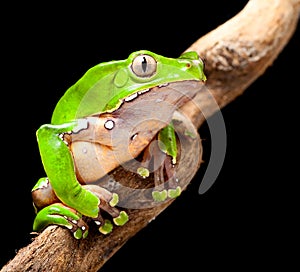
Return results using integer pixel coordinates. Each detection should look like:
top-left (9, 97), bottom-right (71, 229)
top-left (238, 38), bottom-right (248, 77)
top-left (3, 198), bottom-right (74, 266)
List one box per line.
top-left (95, 221), bottom-right (101, 225)
top-left (124, 92), bottom-right (138, 102)
top-left (72, 119), bottom-right (88, 133)
top-left (59, 133), bottom-right (69, 145)
top-left (72, 220), bottom-right (78, 224)
top-left (158, 83), bottom-right (169, 87)
top-left (104, 120), bottom-right (115, 130)
top-left (138, 88), bottom-right (150, 95)
top-left (81, 226), bottom-right (86, 231)
top-left (58, 132), bottom-right (71, 146)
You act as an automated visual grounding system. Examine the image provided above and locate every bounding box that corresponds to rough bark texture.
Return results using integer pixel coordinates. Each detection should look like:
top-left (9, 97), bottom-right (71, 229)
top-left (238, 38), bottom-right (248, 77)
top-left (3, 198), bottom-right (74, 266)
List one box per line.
top-left (182, 0), bottom-right (300, 128)
top-left (2, 0), bottom-right (299, 271)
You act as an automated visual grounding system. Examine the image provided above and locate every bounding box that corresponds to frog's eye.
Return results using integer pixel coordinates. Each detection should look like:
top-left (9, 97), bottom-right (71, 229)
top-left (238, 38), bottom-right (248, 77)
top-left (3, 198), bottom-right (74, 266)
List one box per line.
top-left (131, 54), bottom-right (157, 77)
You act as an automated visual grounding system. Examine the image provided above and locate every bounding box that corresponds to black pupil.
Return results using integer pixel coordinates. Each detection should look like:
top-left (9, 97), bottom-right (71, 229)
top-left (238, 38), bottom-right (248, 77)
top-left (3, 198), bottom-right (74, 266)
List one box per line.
top-left (141, 56), bottom-right (147, 72)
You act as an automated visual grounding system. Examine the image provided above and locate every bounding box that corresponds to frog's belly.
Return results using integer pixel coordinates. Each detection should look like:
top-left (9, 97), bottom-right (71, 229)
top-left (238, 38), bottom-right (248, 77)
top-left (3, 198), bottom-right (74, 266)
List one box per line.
top-left (71, 140), bottom-right (122, 184)
top-left (70, 118), bottom-right (164, 184)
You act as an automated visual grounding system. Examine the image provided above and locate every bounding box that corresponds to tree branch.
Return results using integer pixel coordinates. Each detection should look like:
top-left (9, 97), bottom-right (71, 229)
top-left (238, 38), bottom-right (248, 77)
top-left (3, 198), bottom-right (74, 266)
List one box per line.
top-left (2, 0), bottom-right (299, 271)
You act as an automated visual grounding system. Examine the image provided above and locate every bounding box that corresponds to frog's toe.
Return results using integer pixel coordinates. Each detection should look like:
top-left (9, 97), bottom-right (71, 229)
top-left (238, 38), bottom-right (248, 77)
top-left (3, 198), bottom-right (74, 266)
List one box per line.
top-left (72, 220), bottom-right (89, 239)
top-left (99, 219), bottom-right (114, 234)
top-left (113, 211), bottom-right (129, 226)
top-left (152, 189), bottom-right (168, 202)
top-left (94, 210), bottom-right (128, 235)
top-left (109, 193), bottom-right (119, 207)
top-left (92, 211), bottom-right (112, 234)
top-left (67, 217), bottom-right (89, 239)
top-left (168, 186), bottom-right (181, 199)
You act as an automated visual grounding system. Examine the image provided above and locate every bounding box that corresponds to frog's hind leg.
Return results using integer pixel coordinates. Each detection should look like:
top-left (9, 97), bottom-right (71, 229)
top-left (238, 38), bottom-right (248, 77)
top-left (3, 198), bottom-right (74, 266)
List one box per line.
top-left (32, 177), bottom-right (89, 239)
top-left (33, 203), bottom-right (89, 239)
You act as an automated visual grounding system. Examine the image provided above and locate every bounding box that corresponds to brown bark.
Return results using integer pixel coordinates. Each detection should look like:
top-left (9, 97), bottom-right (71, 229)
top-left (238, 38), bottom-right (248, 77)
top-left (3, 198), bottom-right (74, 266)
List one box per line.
top-left (2, 0), bottom-right (299, 271)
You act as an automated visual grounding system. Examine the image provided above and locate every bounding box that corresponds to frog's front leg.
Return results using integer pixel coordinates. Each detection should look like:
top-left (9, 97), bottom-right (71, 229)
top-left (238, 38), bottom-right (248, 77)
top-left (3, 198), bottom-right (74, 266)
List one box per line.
top-left (36, 121), bottom-right (100, 218)
top-left (158, 123), bottom-right (182, 199)
top-left (138, 122), bottom-right (181, 202)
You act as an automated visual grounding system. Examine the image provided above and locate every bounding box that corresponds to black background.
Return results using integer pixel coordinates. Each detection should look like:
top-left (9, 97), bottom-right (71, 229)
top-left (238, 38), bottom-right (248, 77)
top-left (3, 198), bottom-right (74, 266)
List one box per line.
top-left (1, 1), bottom-right (299, 270)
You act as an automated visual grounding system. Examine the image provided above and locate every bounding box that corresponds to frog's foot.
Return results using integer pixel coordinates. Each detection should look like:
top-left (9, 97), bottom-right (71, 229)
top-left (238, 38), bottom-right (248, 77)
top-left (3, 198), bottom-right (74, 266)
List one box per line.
top-left (33, 203), bottom-right (89, 239)
top-left (168, 186), bottom-right (181, 198)
top-left (84, 185), bottom-right (129, 234)
top-left (152, 189), bottom-right (168, 202)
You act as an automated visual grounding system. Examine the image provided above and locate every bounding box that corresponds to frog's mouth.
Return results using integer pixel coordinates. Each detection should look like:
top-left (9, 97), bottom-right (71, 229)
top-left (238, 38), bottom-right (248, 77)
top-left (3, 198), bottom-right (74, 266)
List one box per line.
top-left (120, 79), bottom-right (205, 110)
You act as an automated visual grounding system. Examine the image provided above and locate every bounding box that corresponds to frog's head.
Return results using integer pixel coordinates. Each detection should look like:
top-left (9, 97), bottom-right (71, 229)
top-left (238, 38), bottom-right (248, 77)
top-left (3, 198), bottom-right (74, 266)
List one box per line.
top-left (103, 49), bottom-right (206, 110)
top-left (52, 50), bottom-right (206, 124)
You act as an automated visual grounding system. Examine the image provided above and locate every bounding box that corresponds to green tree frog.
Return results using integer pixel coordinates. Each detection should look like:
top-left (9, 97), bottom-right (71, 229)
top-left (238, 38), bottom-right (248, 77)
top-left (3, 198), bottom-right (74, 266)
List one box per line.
top-left (31, 50), bottom-right (206, 239)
